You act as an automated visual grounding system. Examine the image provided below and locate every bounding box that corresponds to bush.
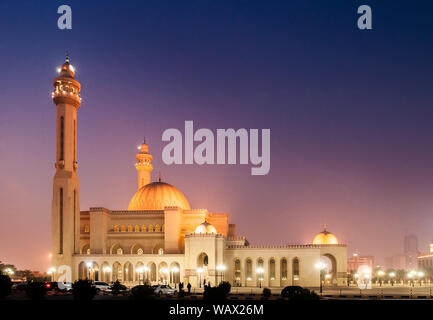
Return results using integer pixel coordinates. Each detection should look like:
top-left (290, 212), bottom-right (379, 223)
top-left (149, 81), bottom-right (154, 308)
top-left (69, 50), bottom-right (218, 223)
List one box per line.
top-left (0, 274), bottom-right (12, 299)
top-left (25, 282), bottom-right (47, 300)
top-left (281, 286), bottom-right (319, 301)
top-left (130, 284), bottom-right (154, 300)
top-left (262, 287), bottom-right (271, 298)
top-left (203, 281), bottom-right (232, 300)
top-left (72, 279), bottom-right (97, 301)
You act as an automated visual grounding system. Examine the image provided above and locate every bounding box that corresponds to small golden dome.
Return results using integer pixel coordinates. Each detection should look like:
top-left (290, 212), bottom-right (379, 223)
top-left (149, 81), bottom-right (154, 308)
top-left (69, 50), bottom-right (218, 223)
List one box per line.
top-left (195, 221), bottom-right (217, 234)
top-left (128, 181), bottom-right (191, 211)
top-left (312, 225), bottom-right (338, 245)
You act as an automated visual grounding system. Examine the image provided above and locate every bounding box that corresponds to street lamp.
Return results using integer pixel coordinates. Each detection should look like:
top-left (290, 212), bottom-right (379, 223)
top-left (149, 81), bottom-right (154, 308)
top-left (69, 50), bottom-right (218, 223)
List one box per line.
top-left (48, 267), bottom-right (56, 281)
top-left (170, 266), bottom-right (179, 288)
top-left (256, 267), bottom-right (264, 288)
top-left (407, 271), bottom-right (414, 287)
top-left (389, 272), bottom-right (396, 286)
top-left (377, 270), bottom-right (385, 287)
top-left (315, 262), bottom-right (326, 294)
top-left (417, 271), bottom-right (425, 286)
top-left (216, 264), bottom-right (226, 283)
top-left (197, 268), bottom-right (204, 288)
top-left (86, 262), bottom-right (93, 280)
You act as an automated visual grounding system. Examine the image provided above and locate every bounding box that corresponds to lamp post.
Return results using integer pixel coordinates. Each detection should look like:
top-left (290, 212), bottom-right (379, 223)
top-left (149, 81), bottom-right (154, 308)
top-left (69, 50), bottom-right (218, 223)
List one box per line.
top-left (48, 267), bottom-right (56, 281)
top-left (315, 262), bottom-right (326, 294)
top-left (377, 270), bottom-right (385, 287)
top-left (197, 268), bottom-right (203, 288)
top-left (86, 262), bottom-right (93, 280)
top-left (417, 271), bottom-right (425, 287)
top-left (256, 267), bottom-right (264, 288)
top-left (389, 272), bottom-right (396, 286)
top-left (216, 264), bottom-right (226, 284)
top-left (170, 266), bottom-right (179, 288)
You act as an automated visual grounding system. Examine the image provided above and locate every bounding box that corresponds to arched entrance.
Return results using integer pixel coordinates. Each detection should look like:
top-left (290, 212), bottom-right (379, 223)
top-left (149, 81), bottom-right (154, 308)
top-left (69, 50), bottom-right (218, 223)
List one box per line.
top-left (320, 254), bottom-right (337, 286)
top-left (158, 262), bottom-right (169, 284)
top-left (148, 262), bottom-right (157, 282)
top-left (169, 262), bottom-right (181, 285)
top-left (112, 261), bottom-right (122, 282)
top-left (124, 261), bottom-right (133, 283)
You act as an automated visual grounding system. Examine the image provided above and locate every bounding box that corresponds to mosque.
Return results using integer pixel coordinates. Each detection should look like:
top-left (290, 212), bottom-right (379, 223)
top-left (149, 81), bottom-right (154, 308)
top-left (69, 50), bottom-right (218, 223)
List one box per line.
top-left (50, 55), bottom-right (347, 288)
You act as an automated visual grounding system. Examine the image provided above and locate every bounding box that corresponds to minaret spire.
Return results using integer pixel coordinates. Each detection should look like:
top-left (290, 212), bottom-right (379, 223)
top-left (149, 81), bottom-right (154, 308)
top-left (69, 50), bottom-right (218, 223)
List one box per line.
top-left (135, 138), bottom-right (153, 189)
top-left (158, 171), bottom-right (162, 182)
top-left (65, 50), bottom-right (70, 63)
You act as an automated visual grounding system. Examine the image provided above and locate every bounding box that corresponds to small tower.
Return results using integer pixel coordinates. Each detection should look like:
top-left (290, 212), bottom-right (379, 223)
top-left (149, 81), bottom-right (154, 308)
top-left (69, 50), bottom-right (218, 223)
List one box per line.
top-left (135, 138), bottom-right (153, 189)
top-left (51, 53), bottom-right (82, 279)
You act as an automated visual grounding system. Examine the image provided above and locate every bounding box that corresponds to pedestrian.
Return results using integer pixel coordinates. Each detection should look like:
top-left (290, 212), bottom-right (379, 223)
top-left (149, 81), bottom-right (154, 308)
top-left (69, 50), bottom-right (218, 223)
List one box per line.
top-left (187, 282), bottom-right (191, 294)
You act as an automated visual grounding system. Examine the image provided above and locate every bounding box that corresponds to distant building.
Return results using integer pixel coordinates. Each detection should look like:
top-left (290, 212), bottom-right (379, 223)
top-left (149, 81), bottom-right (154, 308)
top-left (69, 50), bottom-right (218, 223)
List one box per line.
top-left (347, 254), bottom-right (374, 272)
top-left (417, 239), bottom-right (433, 269)
top-left (404, 234), bottom-right (419, 269)
top-left (385, 254), bottom-right (407, 270)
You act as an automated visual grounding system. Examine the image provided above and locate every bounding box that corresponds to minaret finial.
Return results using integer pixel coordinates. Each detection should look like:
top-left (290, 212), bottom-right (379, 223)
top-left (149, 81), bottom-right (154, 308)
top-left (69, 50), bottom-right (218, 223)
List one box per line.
top-left (324, 223), bottom-right (327, 232)
top-left (158, 171), bottom-right (162, 182)
top-left (65, 51), bottom-right (70, 63)
top-left (143, 136), bottom-right (146, 144)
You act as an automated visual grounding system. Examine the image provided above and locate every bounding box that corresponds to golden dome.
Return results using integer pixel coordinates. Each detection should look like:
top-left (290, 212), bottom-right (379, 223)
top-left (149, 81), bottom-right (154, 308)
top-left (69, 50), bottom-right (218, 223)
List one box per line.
top-left (128, 181), bottom-right (191, 211)
top-left (312, 225), bottom-right (338, 245)
top-left (195, 221), bottom-right (217, 234)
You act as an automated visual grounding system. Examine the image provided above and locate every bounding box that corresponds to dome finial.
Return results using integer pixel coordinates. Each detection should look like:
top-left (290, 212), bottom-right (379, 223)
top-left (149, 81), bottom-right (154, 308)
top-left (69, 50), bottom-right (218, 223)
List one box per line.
top-left (158, 171), bottom-right (162, 182)
top-left (324, 223), bottom-right (327, 232)
top-left (65, 50), bottom-right (70, 63)
top-left (143, 136), bottom-right (146, 144)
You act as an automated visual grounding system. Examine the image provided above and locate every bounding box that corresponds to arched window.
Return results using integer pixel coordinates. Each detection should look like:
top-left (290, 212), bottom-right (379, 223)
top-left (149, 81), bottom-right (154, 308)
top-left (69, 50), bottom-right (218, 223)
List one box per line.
top-left (155, 224), bottom-right (161, 232)
top-left (234, 259), bottom-right (241, 286)
top-left (246, 259), bottom-right (253, 280)
top-left (121, 225), bottom-right (126, 232)
top-left (134, 225), bottom-right (140, 232)
top-left (292, 258), bottom-right (300, 280)
top-left (158, 248), bottom-right (164, 255)
top-left (148, 224), bottom-right (154, 232)
top-left (269, 259), bottom-right (276, 281)
top-left (137, 248), bottom-right (143, 255)
top-left (127, 225), bottom-right (133, 232)
top-left (117, 248), bottom-right (123, 255)
top-left (114, 225), bottom-right (120, 232)
top-left (281, 258), bottom-right (287, 280)
top-left (84, 225), bottom-right (89, 233)
top-left (59, 116), bottom-right (64, 161)
top-left (141, 224), bottom-right (146, 232)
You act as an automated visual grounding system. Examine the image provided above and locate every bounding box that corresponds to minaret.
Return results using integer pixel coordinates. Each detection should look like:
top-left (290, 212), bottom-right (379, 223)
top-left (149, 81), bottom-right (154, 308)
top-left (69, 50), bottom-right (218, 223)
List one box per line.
top-left (51, 53), bottom-right (82, 279)
top-left (135, 138), bottom-right (153, 189)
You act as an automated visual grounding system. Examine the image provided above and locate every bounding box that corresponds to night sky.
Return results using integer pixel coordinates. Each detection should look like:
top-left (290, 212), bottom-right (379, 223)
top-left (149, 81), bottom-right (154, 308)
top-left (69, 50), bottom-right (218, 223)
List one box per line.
top-left (1, 0), bottom-right (433, 271)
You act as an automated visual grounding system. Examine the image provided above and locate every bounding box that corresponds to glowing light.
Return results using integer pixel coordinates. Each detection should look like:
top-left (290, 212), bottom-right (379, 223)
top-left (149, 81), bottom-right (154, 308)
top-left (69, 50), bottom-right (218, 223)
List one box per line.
top-left (377, 270), bottom-right (385, 276)
top-left (86, 262), bottom-right (93, 268)
top-left (315, 262), bottom-right (326, 270)
top-left (325, 274), bottom-right (332, 279)
top-left (170, 266), bottom-right (180, 273)
top-left (196, 268), bottom-right (204, 274)
top-left (103, 266), bottom-right (112, 273)
top-left (417, 271), bottom-right (425, 277)
top-left (389, 272), bottom-right (396, 278)
top-left (57, 67), bottom-right (61, 73)
top-left (160, 268), bottom-right (169, 274)
top-left (69, 65), bottom-right (75, 72)
top-left (216, 264), bottom-right (227, 271)
top-left (256, 267), bottom-right (264, 274)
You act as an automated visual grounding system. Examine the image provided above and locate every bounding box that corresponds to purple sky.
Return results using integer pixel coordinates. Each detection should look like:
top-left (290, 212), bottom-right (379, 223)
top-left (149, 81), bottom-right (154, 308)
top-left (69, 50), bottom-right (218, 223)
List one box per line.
top-left (1, 0), bottom-right (433, 271)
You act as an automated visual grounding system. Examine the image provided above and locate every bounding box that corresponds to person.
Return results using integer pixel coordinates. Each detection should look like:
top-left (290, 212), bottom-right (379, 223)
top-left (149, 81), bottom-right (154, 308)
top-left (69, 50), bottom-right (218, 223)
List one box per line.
top-left (179, 282), bottom-right (184, 292)
top-left (203, 279), bottom-right (206, 287)
top-left (187, 282), bottom-right (191, 294)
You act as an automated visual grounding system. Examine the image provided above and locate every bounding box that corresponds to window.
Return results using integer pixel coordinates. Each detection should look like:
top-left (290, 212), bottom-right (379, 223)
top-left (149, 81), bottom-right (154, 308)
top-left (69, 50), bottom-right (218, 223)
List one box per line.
top-left (141, 225), bottom-right (146, 232)
top-left (84, 225), bottom-right (89, 233)
top-left (117, 248), bottom-right (123, 255)
top-left (148, 224), bottom-right (154, 232)
top-left (127, 225), bottom-right (133, 232)
top-left (121, 225), bottom-right (126, 232)
top-left (293, 258), bottom-right (300, 281)
top-left (162, 224), bottom-right (165, 232)
top-left (114, 225), bottom-right (120, 232)
top-left (155, 224), bottom-right (161, 232)
top-left (134, 225), bottom-right (140, 232)
top-left (269, 259), bottom-right (276, 280)
top-left (281, 259), bottom-right (287, 280)
top-left (137, 248), bottom-right (143, 255)
top-left (59, 116), bottom-right (64, 161)
top-left (246, 259), bottom-right (252, 280)
top-left (158, 248), bottom-right (164, 255)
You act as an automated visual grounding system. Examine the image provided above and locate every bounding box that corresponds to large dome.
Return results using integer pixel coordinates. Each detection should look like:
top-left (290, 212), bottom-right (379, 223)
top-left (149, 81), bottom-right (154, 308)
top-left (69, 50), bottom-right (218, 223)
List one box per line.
top-left (128, 182), bottom-right (191, 211)
top-left (312, 226), bottom-right (338, 245)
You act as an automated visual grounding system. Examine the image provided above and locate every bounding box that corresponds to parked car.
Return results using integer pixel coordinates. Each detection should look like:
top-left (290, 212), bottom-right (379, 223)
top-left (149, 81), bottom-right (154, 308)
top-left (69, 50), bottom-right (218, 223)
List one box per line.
top-left (44, 281), bottom-right (73, 292)
top-left (106, 283), bottom-right (129, 294)
top-left (93, 281), bottom-right (110, 292)
top-left (153, 284), bottom-right (177, 296)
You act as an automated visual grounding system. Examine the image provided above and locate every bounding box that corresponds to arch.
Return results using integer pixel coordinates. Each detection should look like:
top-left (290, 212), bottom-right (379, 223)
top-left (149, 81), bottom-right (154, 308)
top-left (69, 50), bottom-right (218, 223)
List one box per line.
top-left (112, 261), bottom-right (122, 282)
top-left (124, 261), bottom-right (133, 282)
top-left (169, 262), bottom-right (181, 284)
top-left (127, 225), bottom-right (133, 232)
top-left (84, 224), bottom-right (89, 233)
top-left (245, 258), bottom-right (253, 280)
top-left (280, 258), bottom-right (288, 286)
top-left (158, 262), bottom-right (169, 283)
top-left (141, 224), bottom-right (147, 232)
top-left (131, 243), bottom-right (144, 255)
top-left (292, 257), bottom-right (300, 284)
top-left (134, 224), bottom-right (140, 232)
top-left (135, 262), bottom-right (144, 283)
top-left (114, 225), bottom-right (120, 232)
top-left (80, 243), bottom-right (90, 255)
top-left (121, 225), bottom-right (126, 232)
top-left (269, 258), bottom-right (276, 283)
top-left (197, 252), bottom-right (209, 267)
top-left (148, 262), bottom-right (157, 282)
top-left (148, 224), bottom-right (154, 232)
top-left (101, 261), bottom-right (111, 283)
top-left (321, 253), bottom-right (338, 285)
top-left (78, 261), bottom-right (87, 280)
top-left (155, 224), bottom-right (161, 232)
top-left (234, 258), bottom-right (241, 287)
top-left (110, 243), bottom-right (123, 255)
